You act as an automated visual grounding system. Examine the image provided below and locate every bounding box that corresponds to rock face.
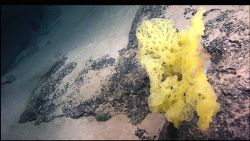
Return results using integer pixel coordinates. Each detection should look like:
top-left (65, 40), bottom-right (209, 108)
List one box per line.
top-left (18, 55), bottom-right (116, 124)
top-left (157, 6), bottom-right (249, 140)
top-left (204, 7), bottom-right (249, 139)
top-left (18, 5), bottom-right (249, 140)
top-left (18, 6), bottom-right (166, 127)
top-left (19, 57), bottom-right (77, 124)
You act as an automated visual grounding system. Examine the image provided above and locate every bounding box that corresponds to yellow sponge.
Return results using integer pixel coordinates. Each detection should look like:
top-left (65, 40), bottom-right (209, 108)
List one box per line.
top-left (136, 8), bottom-right (220, 131)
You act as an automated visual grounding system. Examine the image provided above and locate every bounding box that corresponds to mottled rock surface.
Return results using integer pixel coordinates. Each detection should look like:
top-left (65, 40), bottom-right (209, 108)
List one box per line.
top-left (158, 5), bottom-right (250, 140)
top-left (18, 6), bottom-right (167, 128)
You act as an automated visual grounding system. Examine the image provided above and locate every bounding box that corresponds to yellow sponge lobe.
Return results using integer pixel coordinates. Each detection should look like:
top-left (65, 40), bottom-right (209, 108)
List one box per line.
top-left (136, 8), bottom-right (220, 131)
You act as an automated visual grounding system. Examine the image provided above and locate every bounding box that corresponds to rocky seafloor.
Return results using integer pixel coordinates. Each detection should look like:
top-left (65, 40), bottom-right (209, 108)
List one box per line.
top-left (18, 5), bottom-right (249, 140)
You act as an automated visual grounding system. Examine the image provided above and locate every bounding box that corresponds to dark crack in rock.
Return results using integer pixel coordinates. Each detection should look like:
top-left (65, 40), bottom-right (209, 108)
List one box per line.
top-left (159, 123), bottom-right (179, 140)
top-left (203, 8), bottom-right (221, 17)
top-left (1, 75), bottom-right (16, 85)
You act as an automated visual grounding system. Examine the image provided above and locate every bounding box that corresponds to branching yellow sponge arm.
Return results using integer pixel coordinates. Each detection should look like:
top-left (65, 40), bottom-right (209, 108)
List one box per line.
top-left (136, 8), bottom-right (220, 131)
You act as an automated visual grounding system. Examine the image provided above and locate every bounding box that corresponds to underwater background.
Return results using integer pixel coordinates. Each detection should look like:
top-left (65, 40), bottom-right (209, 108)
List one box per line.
top-left (1, 5), bottom-right (249, 140)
